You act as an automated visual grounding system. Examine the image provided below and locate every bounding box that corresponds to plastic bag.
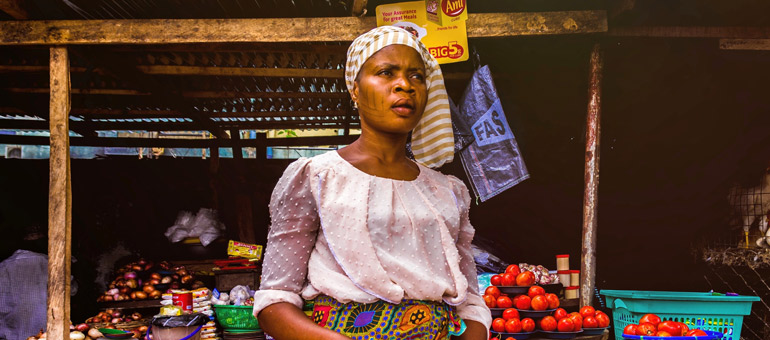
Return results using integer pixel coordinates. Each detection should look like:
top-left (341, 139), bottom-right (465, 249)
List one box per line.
top-left (151, 313), bottom-right (209, 327)
top-left (164, 208), bottom-right (225, 246)
top-left (456, 65), bottom-right (529, 202)
top-left (229, 285), bottom-right (251, 306)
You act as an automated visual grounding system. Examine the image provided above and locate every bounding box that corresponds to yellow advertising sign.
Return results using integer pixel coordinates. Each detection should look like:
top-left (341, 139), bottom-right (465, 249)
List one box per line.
top-left (376, 1), bottom-right (468, 64)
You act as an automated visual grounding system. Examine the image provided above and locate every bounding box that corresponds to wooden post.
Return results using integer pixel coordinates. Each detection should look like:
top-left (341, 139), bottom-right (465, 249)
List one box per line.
top-left (47, 46), bottom-right (72, 340)
top-left (580, 42), bottom-right (603, 307)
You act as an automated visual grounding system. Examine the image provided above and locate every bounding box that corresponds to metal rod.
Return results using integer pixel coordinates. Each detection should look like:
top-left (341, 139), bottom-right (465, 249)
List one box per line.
top-left (580, 42), bottom-right (603, 307)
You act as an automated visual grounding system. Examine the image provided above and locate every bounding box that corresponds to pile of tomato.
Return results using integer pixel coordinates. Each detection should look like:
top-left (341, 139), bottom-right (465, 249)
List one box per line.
top-left (537, 306), bottom-right (611, 333)
top-left (623, 313), bottom-right (708, 337)
top-left (489, 264), bottom-right (537, 287)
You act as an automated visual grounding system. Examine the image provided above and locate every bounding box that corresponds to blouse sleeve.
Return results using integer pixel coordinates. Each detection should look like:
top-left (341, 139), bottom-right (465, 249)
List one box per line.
top-left (253, 157), bottom-right (320, 317)
top-left (448, 176), bottom-right (493, 330)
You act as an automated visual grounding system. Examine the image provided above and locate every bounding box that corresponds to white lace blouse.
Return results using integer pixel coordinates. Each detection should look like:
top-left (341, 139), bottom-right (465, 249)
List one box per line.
top-left (252, 151), bottom-right (491, 329)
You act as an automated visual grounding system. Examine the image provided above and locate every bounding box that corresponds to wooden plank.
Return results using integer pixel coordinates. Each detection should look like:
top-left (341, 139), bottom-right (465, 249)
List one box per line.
top-left (719, 39), bottom-right (770, 50)
top-left (581, 43), bottom-right (603, 307)
top-left (47, 46), bottom-right (72, 340)
top-left (0, 134), bottom-right (358, 147)
top-left (0, 11), bottom-right (607, 45)
top-left (136, 65), bottom-right (343, 78)
top-left (0, 0), bottom-right (28, 20)
top-left (74, 109), bottom-right (349, 119)
top-left (0, 118), bottom-right (354, 131)
top-left (608, 26), bottom-right (770, 38)
top-left (4, 87), bottom-right (348, 99)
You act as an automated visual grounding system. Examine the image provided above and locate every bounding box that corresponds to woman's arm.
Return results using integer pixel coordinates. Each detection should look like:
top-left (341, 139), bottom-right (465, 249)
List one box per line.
top-left (257, 303), bottom-right (349, 340)
top-left (452, 320), bottom-right (488, 340)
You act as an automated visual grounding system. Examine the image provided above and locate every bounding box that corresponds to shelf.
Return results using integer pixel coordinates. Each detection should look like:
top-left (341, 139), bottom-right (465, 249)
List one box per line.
top-left (98, 299), bottom-right (163, 309)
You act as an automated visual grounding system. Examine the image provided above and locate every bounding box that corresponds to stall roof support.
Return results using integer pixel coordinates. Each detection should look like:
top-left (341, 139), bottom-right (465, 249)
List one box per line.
top-left (580, 42), bottom-right (603, 308)
top-left (0, 11), bottom-right (607, 45)
top-left (47, 46), bottom-right (72, 340)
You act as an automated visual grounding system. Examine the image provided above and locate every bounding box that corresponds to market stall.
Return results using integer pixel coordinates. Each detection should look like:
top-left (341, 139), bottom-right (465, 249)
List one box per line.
top-left (1, 1), bottom-right (769, 340)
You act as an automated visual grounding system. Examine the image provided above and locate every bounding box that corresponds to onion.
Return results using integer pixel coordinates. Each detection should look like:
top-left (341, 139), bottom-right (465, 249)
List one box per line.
top-left (135, 291), bottom-right (147, 300)
top-left (180, 275), bottom-right (194, 284)
top-left (119, 287), bottom-right (131, 295)
top-left (126, 279), bottom-right (138, 289)
top-left (112, 310), bottom-right (123, 318)
top-left (137, 326), bottom-right (148, 333)
top-left (149, 290), bottom-right (162, 299)
top-left (161, 276), bottom-right (172, 284)
top-left (105, 325), bottom-right (115, 329)
top-left (88, 329), bottom-right (103, 339)
top-left (131, 312), bottom-right (142, 321)
top-left (110, 318), bottom-right (122, 324)
top-left (149, 279), bottom-right (160, 285)
top-left (130, 291), bottom-right (137, 300)
top-left (112, 294), bottom-right (120, 300)
top-left (137, 259), bottom-right (147, 266)
top-left (132, 265), bottom-right (143, 272)
top-left (150, 273), bottom-right (161, 280)
top-left (176, 268), bottom-right (188, 276)
top-left (107, 288), bottom-right (119, 295)
top-left (143, 285), bottom-right (155, 294)
top-left (124, 272), bottom-right (137, 280)
top-left (70, 332), bottom-right (85, 340)
top-left (76, 324), bottom-right (89, 332)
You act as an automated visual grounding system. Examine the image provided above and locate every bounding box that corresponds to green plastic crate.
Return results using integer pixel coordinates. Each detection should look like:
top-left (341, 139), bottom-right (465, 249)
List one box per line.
top-left (601, 290), bottom-right (759, 340)
top-left (213, 305), bottom-right (260, 331)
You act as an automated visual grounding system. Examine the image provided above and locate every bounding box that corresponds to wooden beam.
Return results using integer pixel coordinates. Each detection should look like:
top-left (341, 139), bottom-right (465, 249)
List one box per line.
top-left (0, 0), bottom-right (28, 19)
top-left (136, 65), bottom-right (343, 78)
top-left (3, 87), bottom-right (349, 99)
top-left (608, 26), bottom-right (770, 38)
top-left (0, 11), bottom-right (607, 45)
top-left (351, 0), bottom-right (368, 17)
top-left (719, 39), bottom-right (770, 50)
top-left (0, 118), bottom-right (354, 131)
top-left (0, 134), bottom-right (358, 148)
top-left (580, 42), bottom-right (603, 307)
top-left (47, 46), bottom-right (72, 340)
top-left (69, 109), bottom-right (349, 119)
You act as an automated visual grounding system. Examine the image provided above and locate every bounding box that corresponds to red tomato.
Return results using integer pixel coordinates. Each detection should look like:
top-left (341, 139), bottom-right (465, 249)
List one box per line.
top-left (490, 275), bottom-right (503, 286)
top-left (492, 318), bottom-right (506, 332)
top-left (530, 295), bottom-right (548, 311)
top-left (502, 308), bottom-right (519, 321)
top-left (496, 296), bottom-right (513, 308)
top-left (568, 314), bottom-right (583, 331)
top-left (636, 323), bottom-right (656, 336)
top-left (557, 318), bottom-right (575, 332)
top-left (501, 273), bottom-right (516, 286)
top-left (553, 308), bottom-right (568, 321)
top-left (505, 318), bottom-right (522, 333)
top-left (483, 294), bottom-right (496, 308)
top-left (521, 318), bottom-right (535, 332)
top-left (485, 286), bottom-right (502, 299)
top-left (656, 331), bottom-right (673, 337)
top-left (527, 285), bottom-right (545, 298)
top-left (539, 316), bottom-right (557, 331)
top-left (685, 329), bottom-right (708, 336)
top-left (582, 316), bottom-right (598, 328)
top-left (540, 315), bottom-right (556, 332)
top-left (515, 271), bottom-right (535, 286)
top-left (505, 264), bottom-right (521, 275)
top-left (623, 324), bottom-right (638, 335)
top-left (579, 306), bottom-right (596, 318)
top-left (594, 312), bottom-right (610, 328)
top-left (545, 293), bottom-right (560, 309)
top-left (658, 321), bottom-right (682, 336)
top-left (514, 295), bottom-right (531, 310)
top-left (638, 313), bottom-right (662, 327)
top-left (678, 322), bottom-right (689, 335)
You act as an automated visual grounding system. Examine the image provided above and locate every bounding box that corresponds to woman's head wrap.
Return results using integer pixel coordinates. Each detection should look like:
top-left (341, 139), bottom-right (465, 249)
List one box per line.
top-left (345, 26), bottom-right (454, 168)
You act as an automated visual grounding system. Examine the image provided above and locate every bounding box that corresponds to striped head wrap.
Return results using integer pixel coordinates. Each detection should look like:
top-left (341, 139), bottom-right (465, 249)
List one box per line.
top-left (345, 26), bottom-right (454, 168)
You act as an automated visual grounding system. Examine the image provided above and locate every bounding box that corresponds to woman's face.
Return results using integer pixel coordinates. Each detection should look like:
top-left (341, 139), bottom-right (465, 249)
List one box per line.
top-left (352, 44), bottom-right (428, 136)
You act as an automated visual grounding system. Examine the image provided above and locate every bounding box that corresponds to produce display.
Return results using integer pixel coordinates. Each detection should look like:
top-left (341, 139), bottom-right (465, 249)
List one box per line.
top-left (622, 313), bottom-right (708, 337)
top-left (489, 264), bottom-right (559, 287)
top-left (483, 285), bottom-right (560, 311)
top-left (96, 259), bottom-right (206, 302)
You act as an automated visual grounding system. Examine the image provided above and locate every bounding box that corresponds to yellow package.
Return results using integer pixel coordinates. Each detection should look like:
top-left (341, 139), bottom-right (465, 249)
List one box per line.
top-left (159, 305), bottom-right (183, 316)
top-left (425, 0), bottom-right (467, 26)
top-left (227, 240), bottom-right (263, 260)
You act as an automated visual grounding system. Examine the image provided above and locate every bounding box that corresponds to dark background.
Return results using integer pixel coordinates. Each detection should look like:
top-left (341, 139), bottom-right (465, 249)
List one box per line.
top-left (2, 36), bottom-right (770, 321)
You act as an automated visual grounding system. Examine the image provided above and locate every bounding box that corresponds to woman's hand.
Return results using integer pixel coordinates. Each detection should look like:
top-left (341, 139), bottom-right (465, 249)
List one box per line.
top-left (452, 320), bottom-right (488, 340)
top-left (257, 302), bottom-right (350, 340)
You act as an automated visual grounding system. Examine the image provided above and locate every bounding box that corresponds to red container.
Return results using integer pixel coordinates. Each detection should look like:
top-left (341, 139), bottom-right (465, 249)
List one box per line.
top-left (172, 291), bottom-right (193, 313)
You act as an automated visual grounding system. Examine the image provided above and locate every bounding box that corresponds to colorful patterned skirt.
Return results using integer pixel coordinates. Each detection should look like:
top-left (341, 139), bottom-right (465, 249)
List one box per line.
top-left (310, 295), bottom-right (466, 340)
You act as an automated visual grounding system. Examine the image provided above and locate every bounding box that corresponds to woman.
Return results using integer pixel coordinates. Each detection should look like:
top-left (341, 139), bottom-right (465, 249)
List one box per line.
top-left (253, 26), bottom-right (491, 340)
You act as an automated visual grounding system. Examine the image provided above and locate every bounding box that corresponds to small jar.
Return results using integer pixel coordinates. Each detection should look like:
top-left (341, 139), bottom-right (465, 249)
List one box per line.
top-left (557, 270), bottom-right (571, 287)
top-left (556, 254), bottom-right (570, 271)
top-left (565, 286), bottom-right (579, 299)
top-left (570, 270), bottom-right (580, 286)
